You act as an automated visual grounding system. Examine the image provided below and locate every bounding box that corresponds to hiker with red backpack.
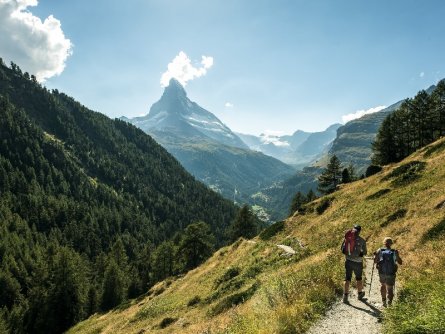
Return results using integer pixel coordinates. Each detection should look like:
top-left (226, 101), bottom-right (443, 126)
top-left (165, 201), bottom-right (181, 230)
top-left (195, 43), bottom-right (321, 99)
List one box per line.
top-left (374, 237), bottom-right (403, 307)
top-left (341, 225), bottom-right (367, 303)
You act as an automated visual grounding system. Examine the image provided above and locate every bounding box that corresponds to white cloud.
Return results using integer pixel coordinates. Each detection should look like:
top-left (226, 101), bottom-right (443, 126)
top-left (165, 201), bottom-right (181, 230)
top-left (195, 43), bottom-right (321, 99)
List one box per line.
top-left (0, 0), bottom-right (72, 82)
top-left (225, 102), bottom-right (234, 108)
top-left (342, 105), bottom-right (387, 123)
top-left (419, 71), bottom-right (425, 78)
top-left (160, 51), bottom-right (214, 87)
top-left (259, 130), bottom-right (290, 147)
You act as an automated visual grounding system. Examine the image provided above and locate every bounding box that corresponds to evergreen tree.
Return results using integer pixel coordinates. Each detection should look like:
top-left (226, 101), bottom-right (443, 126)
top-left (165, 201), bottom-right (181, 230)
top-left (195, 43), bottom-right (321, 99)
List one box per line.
top-left (228, 205), bottom-right (258, 241)
top-left (341, 168), bottom-right (351, 184)
top-left (317, 155), bottom-right (342, 194)
top-left (151, 241), bottom-right (175, 281)
top-left (289, 191), bottom-right (306, 216)
top-left (372, 113), bottom-right (398, 165)
top-left (306, 189), bottom-right (317, 202)
top-left (178, 222), bottom-right (215, 271)
top-left (101, 259), bottom-right (127, 311)
top-left (431, 79), bottom-right (445, 137)
top-left (46, 247), bottom-right (88, 334)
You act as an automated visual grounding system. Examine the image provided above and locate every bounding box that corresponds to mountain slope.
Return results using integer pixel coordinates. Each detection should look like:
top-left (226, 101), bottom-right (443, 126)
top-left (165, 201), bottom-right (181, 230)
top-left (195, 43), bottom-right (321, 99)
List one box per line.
top-left (0, 61), bottom-right (238, 333)
top-left (122, 78), bottom-right (247, 149)
top-left (0, 62), bottom-right (237, 240)
top-left (326, 83), bottom-right (438, 174)
top-left (68, 137), bottom-right (445, 334)
top-left (325, 101), bottom-right (402, 173)
top-left (122, 79), bottom-right (296, 219)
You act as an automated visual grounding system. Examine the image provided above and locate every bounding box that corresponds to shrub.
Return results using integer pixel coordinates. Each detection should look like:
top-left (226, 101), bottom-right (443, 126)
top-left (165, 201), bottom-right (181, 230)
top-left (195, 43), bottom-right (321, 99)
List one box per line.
top-left (382, 161), bottom-right (426, 187)
top-left (209, 283), bottom-right (259, 316)
top-left (366, 188), bottom-right (391, 200)
top-left (259, 221), bottom-right (285, 241)
top-left (423, 140), bottom-right (445, 157)
top-left (208, 276), bottom-right (246, 302)
top-left (215, 267), bottom-right (240, 287)
top-left (380, 209), bottom-right (407, 227)
top-left (187, 296), bottom-right (201, 307)
top-left (423, 217), bottom-right (445, 240)
top-left (159, 317), bottom-right (177, 329)
top-left (366, 165), bottom-right (383, 177)
top-left (243, 264), bottom-right (262, 278)
top-left (316, 197), bottom-right (332, 215)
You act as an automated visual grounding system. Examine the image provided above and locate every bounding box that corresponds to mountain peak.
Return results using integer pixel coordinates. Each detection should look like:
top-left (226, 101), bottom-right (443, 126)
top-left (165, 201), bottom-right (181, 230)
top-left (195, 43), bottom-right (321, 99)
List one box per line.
top-left (163, 78), bottom-right (187, 98)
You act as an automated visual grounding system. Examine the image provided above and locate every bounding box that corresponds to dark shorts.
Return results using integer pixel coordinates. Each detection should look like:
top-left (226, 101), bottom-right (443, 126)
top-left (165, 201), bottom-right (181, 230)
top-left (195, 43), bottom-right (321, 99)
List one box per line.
top-left (379, 273), bottom-right (396, 286)
top-left (345, 259), bottom-right (363, 281)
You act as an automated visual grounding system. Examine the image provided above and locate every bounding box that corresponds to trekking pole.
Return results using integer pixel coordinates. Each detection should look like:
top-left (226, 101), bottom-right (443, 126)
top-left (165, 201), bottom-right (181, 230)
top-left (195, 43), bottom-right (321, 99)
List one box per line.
top-left (368, 262), bottom-right (375, 296)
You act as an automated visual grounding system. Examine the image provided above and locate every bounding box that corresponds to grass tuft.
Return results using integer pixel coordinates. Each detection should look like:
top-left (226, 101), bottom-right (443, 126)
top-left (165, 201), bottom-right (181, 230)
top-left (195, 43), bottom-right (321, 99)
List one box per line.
top-left (384, 268), bottom-right (445, 334)
top-left (158, 317), bottom-right (177, 329)
top-left (187, 296), bottom-right (201, 307)
top-left (259, 221), bottom-right (285, 240)
top-left (209, 283), bottom-right (259, 316)
top-left (215, 267), bottom-right (241, 287)
top-left (422, 217), bottom-right (445, 240)
top-left (382, 161), bottom-right (426, 187)
top-left (366, 188), bottom-right (391, 200)
top-left (423, 139), bottom-right (445, 157)
top-left (381, 209), bottom-right (407, 227)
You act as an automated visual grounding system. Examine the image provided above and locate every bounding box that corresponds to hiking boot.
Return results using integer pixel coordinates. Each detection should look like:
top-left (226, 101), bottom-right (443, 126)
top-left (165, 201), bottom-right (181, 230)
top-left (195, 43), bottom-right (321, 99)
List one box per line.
top-left (382, 299), bottom-right (387, 308)
top-left (358, 291), bottom-right (365, 300)
top-left (342, 294), bottom-right (349, 303)
top-left (388, 300), bottom-right (393, 307)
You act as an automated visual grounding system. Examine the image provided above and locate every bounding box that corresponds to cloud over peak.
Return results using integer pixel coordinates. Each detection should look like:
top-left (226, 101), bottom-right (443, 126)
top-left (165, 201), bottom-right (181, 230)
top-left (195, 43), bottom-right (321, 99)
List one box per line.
top-left (0, 0), bottom-right (72, 82)
top-left (160, 51), bottom-right (214, 87)
top-left (342, 105), bottom-right (387, 123)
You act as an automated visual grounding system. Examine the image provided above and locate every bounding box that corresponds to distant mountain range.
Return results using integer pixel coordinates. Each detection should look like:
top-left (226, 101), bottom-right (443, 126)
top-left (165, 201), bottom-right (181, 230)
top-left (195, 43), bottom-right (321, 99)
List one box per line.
top-left (238, 124), bottom-right (341, 169)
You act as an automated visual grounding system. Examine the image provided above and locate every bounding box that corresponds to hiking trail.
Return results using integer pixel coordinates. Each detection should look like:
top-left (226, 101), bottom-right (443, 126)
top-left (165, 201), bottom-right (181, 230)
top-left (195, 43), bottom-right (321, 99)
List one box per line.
top-left (307, 257), bottom-right (384, 334)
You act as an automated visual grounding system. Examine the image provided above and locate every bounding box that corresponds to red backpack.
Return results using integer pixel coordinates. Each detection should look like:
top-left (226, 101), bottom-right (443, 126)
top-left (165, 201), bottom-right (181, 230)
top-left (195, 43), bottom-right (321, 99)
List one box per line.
top-left (341, 229), bottom-right (357, 255)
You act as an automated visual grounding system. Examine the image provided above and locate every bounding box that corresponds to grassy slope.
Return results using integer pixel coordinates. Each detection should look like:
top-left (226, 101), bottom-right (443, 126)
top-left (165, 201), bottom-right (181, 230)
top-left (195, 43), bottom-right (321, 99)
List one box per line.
top-left (69, 138), bottom-right (445, 334)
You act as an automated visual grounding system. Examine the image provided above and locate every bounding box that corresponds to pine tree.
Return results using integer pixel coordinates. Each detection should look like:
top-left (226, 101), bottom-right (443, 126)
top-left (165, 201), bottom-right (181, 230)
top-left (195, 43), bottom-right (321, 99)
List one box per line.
top-left (318, 155), bottom-right (342, 194)
top-left (432, 79), bottom-right (445, 137)
top-left (341, 168), bottom-right (351, 183)
top-left (46, 247), bottom-right (88, 334)
top-left (178, 222), bottom-right (215, 271)
top-left (101, 259), bottom-right (127, 311)
top-left (228, 205), bottom-right (258, 241)
top-left (289, 191), bottom-right (306, 216)
top-left (372, 113), bottom-right (398, 165)
top-left (306, 189), bottom-right (317, 202)
top-left (151, 241), bottom-right (175, 281)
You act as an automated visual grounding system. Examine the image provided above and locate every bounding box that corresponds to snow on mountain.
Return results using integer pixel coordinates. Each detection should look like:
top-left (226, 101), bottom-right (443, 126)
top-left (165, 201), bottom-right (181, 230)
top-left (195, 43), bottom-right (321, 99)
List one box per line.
top-left (124, 78), bottom-right (247, 149)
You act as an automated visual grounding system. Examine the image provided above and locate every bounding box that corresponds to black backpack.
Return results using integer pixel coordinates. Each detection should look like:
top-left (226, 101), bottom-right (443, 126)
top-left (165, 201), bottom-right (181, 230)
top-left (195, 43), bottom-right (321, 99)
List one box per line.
top-left (377, 248), bottom-right (398, 275)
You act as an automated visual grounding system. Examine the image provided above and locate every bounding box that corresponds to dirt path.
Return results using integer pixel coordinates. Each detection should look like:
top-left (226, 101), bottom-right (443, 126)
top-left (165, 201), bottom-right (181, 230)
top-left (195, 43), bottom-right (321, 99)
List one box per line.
top-left (307, 257), bottom-right (383, 334)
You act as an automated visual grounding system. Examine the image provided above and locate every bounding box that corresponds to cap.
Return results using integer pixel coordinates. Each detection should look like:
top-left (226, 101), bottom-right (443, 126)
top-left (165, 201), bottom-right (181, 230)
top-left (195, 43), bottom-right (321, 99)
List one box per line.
top-left (353, 225), bottom-right (362, 232)
top-left (383, 237), bottom-right (393, 245)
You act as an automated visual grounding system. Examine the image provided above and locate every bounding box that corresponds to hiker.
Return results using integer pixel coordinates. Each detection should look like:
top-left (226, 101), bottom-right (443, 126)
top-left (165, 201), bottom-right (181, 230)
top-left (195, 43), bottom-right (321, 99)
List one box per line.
top-left (341, 224), bottom-right (367, 303)
top-left (374, 237), bottom-right (402, 307)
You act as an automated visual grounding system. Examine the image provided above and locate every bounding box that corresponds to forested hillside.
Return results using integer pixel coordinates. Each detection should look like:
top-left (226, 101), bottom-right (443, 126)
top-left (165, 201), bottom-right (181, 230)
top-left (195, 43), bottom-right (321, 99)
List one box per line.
top-left (68, 136), bottom-right (445, 334)
top-left (0, 60), bottom-right (238, 333)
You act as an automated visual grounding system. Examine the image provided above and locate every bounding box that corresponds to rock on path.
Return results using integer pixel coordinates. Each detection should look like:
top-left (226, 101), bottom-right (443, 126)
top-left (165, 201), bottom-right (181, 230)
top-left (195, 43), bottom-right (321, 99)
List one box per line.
top-left (307, 257), bottom-right (383, 334)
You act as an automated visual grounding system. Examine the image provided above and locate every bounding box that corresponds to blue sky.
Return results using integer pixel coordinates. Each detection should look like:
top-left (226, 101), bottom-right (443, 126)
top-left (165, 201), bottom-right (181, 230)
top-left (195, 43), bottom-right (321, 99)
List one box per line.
top-left (1, 0), bottom-right (445, 135)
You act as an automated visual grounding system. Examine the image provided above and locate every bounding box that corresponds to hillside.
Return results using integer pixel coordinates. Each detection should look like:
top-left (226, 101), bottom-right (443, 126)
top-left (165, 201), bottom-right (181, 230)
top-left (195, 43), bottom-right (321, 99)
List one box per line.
top-left (0, 61), bottom-right (238, 333)
top-left (68, 137), bottom-right (445, 334)
top-left (326, 83), bottom-right (439, 174)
